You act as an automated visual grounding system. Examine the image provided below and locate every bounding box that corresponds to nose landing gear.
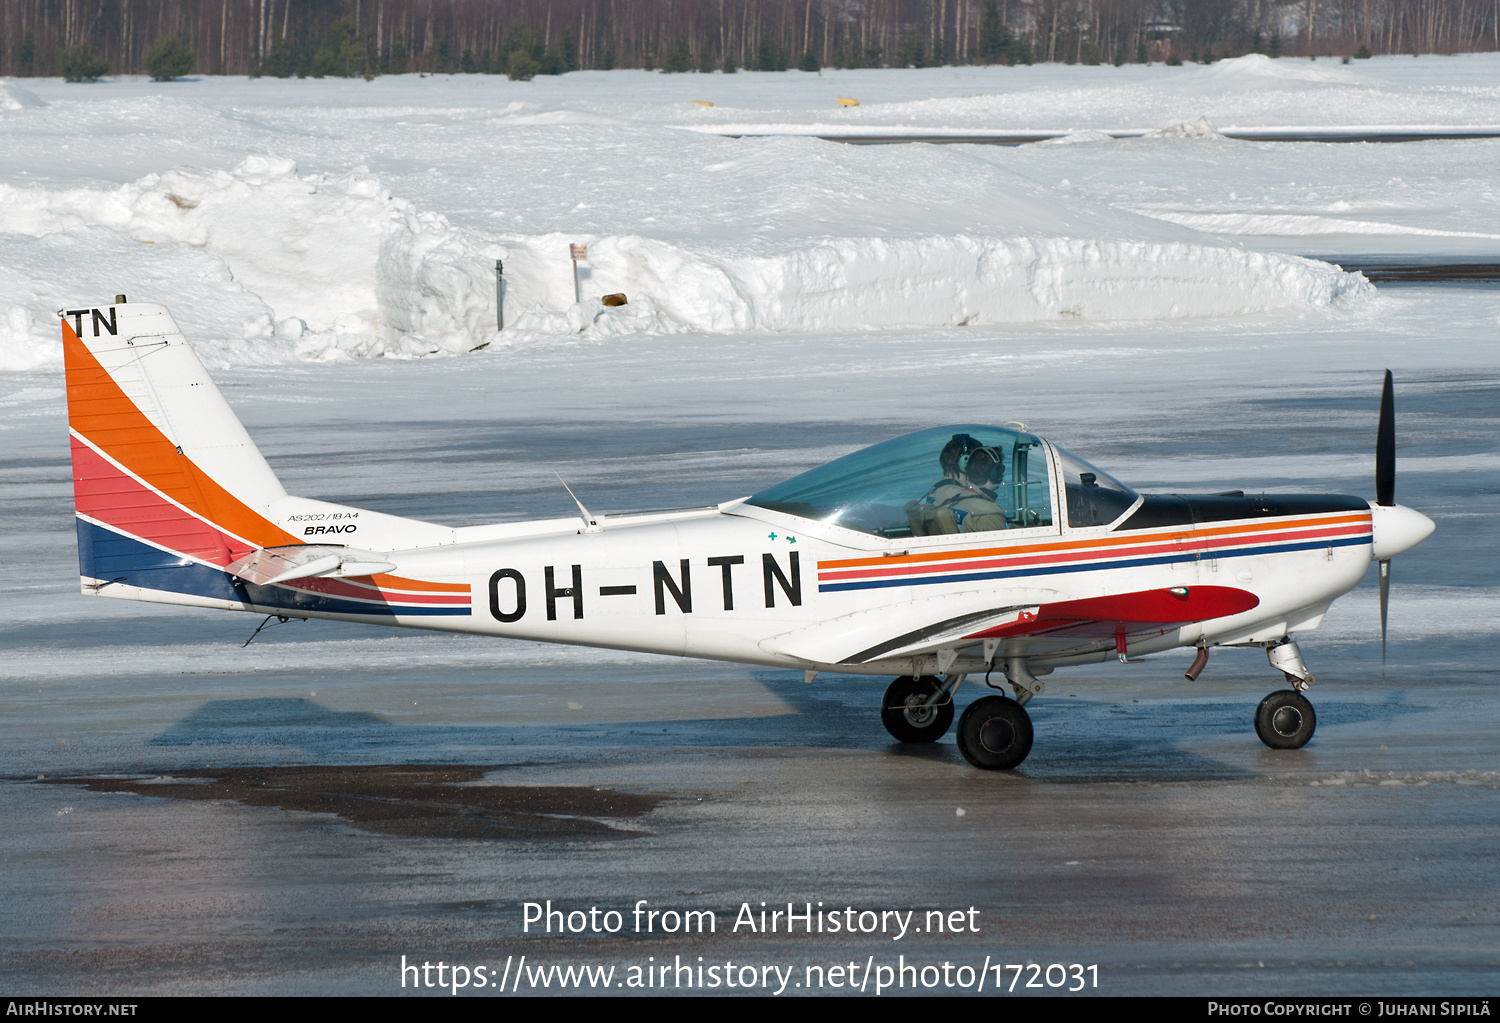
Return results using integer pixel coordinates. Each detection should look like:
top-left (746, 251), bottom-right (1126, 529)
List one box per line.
top-left (1254, 639), bottom-right (1318, 749)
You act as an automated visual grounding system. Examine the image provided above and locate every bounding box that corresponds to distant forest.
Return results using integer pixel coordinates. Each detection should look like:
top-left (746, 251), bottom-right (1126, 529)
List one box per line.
top-left (4, 0), bottom-right (1497, 80)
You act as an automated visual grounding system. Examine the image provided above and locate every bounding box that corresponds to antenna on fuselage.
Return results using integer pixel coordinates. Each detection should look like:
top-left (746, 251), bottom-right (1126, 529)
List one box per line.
top-left (555, 473), bottom-right (604, 533)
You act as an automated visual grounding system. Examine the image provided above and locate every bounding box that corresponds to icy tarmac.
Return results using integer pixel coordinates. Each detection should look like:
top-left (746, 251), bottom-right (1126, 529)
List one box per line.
top-left (1, 286), bottom-right (1497, 994)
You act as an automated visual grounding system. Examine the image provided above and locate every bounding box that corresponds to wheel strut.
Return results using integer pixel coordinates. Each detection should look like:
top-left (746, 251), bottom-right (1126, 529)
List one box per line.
top-left (1266, 638), bottom-right (1315, 691)
top-left (1005, 655), bottom-right (1044, 706)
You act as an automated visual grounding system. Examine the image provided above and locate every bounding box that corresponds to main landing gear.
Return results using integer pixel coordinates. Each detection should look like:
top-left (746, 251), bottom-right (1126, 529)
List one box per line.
top-left (880, 675), bottom-right (954, 743)
top-left (880, 674), bottom-right (1035, 770)
top-left (955, 696), bottom-right (1033, 770)
top-left (1254, 638), bottom-right (1318, 750)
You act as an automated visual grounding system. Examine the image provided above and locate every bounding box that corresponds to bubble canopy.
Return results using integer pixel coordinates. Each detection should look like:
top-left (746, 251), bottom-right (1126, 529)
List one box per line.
top-left (747, 425), bottom-right (1065, 539)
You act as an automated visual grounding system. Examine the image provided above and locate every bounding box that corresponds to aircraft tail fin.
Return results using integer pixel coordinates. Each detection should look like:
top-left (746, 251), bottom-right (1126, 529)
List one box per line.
top-left (63, 298), bottom-right (292, 600)
top-left (63, 298), bottom-right (475, 622)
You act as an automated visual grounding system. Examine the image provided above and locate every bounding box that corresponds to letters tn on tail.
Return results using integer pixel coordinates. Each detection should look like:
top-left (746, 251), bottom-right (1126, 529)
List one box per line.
top-left (61, 299), bottom-right (472, 620)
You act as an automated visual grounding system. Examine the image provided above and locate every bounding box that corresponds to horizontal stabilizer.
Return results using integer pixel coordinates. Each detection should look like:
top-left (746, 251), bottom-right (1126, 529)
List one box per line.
top-left (267, 554), bottom-right (344, 584)
top-left (227, 545), bottom-right (397, 586)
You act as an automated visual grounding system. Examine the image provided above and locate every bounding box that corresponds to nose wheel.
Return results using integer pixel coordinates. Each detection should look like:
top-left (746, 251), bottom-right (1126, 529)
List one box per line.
top-left (880, 675), bottom-right (955, 742)
top-left (1254, 690), bottom-right (1317, 749)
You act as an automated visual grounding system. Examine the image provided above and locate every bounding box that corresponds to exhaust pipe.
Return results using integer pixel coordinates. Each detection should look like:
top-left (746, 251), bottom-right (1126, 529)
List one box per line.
top-left (1184, 645), bottom-right (1209, 681)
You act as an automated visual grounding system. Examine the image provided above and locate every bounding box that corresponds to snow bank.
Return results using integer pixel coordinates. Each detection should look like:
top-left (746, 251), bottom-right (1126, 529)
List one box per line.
top-left (495, 231), bottom-right (1368, 339)
top-left (0, 229), bottom-right (270, 372)
top-left (1145, 116), bottom-right (1226, 139)
top-left (0, 156), bottom-right (504, 367)
top-left (0, 134), bottom-right (1372, 371)
top-left (0, 79), bottom-right (44, 110)
top-left (1203, 53), bottom-right (1359, 86)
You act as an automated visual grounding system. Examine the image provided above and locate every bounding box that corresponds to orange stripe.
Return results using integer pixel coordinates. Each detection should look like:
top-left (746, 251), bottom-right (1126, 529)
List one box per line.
top-left (64, 320), bottom-right (295, 553)
top-left (367, 573), bottom-right (469, 593)
top-left (818, 512), bottom-right (1371, 571)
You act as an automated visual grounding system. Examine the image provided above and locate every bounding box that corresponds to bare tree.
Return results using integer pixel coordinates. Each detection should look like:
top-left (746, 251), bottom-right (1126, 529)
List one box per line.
top-left (0, 0), bottom-right (1494, 79)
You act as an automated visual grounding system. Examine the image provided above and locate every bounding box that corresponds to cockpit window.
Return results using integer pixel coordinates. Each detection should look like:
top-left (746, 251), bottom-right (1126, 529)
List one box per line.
top-left (1052, 446), bottom-right (1139, 528)
top-left (748, 425), bottom-right (1054, 538)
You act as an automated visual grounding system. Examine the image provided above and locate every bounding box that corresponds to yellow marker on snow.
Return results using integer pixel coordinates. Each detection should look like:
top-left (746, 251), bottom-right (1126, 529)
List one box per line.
top-left (692, 100), bottom-right (715, 107)
top-left (836, 96), bottom-right (860, 107)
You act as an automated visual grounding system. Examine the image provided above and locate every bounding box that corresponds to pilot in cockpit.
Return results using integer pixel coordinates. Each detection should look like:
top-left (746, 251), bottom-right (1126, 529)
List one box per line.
top-left (905, 434), bottom-right (1009, 535)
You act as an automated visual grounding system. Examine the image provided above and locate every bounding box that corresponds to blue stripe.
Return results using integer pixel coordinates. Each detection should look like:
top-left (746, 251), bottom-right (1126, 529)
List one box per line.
top-left (817, 535), bottom-right (1371, 593)
top-left (77, 518), bottom-right (471, 617)
top-left (80, 517), bottom-right (243, 602)
top-left (75, 516), bottom-right (96, 581)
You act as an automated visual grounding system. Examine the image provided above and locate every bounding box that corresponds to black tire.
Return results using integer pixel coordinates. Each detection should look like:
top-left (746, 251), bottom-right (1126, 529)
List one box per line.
top-left (1254, 689), bottom-right (1316, 749)
top-left (955, 695), bottom-right (1034, 770)
top-left (880, 676), bottom-right (954, 743)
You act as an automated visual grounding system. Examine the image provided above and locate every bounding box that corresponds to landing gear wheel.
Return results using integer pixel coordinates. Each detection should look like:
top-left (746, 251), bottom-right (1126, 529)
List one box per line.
top-left (955, 695), bottom-right (1034, 770)
top-left (1254, 690), bottom-right (1317, 749)
top-left (880, 676), bottom-right (954, 743)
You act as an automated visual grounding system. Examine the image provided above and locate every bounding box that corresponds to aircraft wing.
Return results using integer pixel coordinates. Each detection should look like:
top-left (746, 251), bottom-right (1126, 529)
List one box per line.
top-left (226, 545), bottom-right (397, 585)
top-left (759, 586), bottom-right (1064, 665)
top-left (763, 586), bottom-right (1259, 667)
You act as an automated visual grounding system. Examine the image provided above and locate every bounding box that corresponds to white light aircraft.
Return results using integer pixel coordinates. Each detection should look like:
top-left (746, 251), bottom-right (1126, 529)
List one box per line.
top-left (62, 299), bottom-right (1435, 770)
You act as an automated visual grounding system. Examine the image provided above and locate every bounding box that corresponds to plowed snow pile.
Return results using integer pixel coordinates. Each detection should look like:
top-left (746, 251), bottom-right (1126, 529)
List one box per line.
top-left (0, 82), bottom-right (1374, 370)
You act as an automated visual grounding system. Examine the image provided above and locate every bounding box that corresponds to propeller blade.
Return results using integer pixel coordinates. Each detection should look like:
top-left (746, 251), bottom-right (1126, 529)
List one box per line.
top-left (1379, 559), bottom-right (1390, 663)
top-left (1376, 369), bottom-right (1395, 506)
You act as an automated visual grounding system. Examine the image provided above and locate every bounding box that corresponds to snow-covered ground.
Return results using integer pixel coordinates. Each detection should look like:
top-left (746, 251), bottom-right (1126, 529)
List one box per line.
top-left (3, 55), bottom-right (1498, 369)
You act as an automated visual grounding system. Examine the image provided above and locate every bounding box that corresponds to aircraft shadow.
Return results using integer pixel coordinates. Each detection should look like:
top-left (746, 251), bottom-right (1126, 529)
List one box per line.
top-left (153, 697), bottom-right (390, 746)
top-left (146, 684), bottom-right (1430, 786)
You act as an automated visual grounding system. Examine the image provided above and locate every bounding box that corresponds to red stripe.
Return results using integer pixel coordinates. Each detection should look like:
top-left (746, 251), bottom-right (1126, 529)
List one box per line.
top-left (72, 436), bottom-right (247, 565)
